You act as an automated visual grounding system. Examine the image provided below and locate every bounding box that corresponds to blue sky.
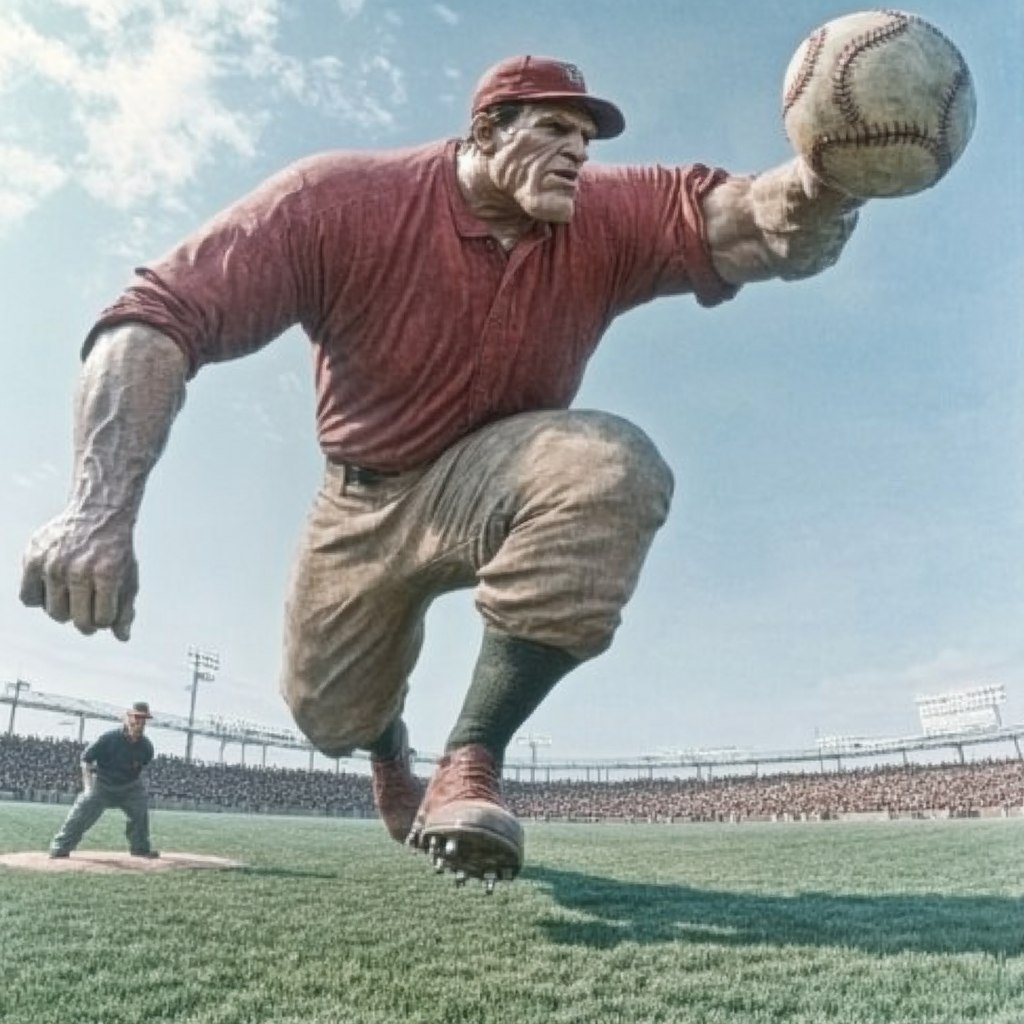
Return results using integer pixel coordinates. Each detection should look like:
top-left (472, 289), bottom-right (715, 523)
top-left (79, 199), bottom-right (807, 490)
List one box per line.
top-left (2, 0), bottom-right (1022, 767)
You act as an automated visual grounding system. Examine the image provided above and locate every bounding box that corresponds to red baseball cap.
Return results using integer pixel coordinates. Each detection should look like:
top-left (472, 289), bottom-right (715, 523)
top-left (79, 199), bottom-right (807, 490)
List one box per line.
top-left (471, 56), bottom-right (625, 140)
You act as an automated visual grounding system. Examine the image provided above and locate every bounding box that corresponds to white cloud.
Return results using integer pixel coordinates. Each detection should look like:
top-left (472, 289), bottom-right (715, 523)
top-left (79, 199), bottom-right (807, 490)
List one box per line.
top-left (0, 13), bottom-right (77, 86)
top-left (275, 52), bottom-right (405, 129)
top-left (11, 461), bottom-right (61, 490)
top-left (0, 145), bottom-right (67, 233)
top-left (0, 0), bottom-right (407, 231)
top-left (0, 3), bottom-right (276, 220)
top-left (432, 4), bottom-right (459, 26)
top-left (75, 21), bottom-right (266, 211)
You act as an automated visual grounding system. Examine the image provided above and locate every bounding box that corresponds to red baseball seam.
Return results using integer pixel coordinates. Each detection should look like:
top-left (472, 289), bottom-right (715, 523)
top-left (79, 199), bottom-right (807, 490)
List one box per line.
top-left (782, 26), bottom-right (826, 119)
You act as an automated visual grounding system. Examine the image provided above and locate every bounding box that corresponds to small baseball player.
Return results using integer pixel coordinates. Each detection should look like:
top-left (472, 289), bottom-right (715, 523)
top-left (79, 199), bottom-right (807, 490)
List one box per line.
top-left (49, 702), bottom-right (159, 859)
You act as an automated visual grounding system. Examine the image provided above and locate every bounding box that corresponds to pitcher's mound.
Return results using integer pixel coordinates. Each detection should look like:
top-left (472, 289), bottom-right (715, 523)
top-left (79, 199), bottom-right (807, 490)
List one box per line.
top-left (0, 850), bottom-right (244, 873)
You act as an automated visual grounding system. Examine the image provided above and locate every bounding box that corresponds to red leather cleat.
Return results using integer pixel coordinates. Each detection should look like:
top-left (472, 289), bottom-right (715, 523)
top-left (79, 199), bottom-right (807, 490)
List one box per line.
top-left (408, 744), bottom-right (523, 883)
top-left (370, 721), bottom-right (425, 843)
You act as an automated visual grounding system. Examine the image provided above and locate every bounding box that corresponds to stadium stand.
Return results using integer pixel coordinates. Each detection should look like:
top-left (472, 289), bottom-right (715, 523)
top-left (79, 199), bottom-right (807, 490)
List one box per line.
top-left (2, 733), bottom-right (1022, 822)
top-left (504, 759), bottom-right (1024, 821)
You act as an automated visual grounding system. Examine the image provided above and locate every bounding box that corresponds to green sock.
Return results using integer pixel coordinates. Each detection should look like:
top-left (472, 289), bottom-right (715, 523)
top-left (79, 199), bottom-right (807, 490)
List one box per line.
top-left (368, 718), bottom-right (404, 762)
top-left (445, 628), bottom-right (581, 765)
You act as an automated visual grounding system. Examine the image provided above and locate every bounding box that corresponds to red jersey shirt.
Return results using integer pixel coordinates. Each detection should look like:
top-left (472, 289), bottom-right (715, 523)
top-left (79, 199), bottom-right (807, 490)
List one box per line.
top-left (87, 139), bottom-right (738, 471)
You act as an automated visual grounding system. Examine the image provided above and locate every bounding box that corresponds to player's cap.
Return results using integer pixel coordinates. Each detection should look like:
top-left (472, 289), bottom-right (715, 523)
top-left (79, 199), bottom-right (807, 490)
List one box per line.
top-left (128, 701), bottom-right (153, 719)
top-left (471, 56), bottom-right (625, 140)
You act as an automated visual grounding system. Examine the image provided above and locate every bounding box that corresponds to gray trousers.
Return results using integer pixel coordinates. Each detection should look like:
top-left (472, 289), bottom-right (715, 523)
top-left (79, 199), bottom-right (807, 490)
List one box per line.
top-left (51, 779), bottom-right (152, 853)
top-left (281, 409), bottom-right (674, 757)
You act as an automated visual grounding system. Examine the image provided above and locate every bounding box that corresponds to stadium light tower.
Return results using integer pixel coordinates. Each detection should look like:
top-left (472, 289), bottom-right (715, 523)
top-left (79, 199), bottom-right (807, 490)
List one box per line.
top-left (515, 733), bottom-right (551, 783)
top-left (915, 684), bottom-right (1007, 736)
top-left (185, 646), bottom-right (220, 764)
top-left (4, 679), bottom-right (30, 736)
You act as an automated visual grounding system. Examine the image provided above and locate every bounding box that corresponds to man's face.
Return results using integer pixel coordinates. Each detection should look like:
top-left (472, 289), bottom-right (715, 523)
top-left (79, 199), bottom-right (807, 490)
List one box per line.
top-left (125, 714), bottom-right (147, 740)
top-left (485, 101), bottom-right (596, 223)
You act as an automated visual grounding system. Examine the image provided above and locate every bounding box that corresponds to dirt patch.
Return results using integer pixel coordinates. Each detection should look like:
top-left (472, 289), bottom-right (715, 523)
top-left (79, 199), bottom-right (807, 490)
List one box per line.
top-left (0, 850), bottom-right (244, 873)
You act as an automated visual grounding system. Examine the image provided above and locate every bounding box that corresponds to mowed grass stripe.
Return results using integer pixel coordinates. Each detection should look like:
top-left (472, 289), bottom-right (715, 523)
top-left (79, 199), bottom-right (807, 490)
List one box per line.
top-left (1, 804), bottom-right (1021, 1024)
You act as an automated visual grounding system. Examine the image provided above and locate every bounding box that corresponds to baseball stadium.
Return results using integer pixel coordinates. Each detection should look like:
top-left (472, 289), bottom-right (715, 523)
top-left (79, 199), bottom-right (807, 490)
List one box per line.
top-left (3, 679), bottom-right (1022, 1024)
top-left (2, 1), bottom-right (1021, 1023)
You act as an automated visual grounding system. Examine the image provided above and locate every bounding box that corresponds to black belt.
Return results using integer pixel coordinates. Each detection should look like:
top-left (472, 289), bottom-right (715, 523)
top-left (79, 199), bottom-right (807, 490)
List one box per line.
top-left (329, 458), bottom-right (401, 486)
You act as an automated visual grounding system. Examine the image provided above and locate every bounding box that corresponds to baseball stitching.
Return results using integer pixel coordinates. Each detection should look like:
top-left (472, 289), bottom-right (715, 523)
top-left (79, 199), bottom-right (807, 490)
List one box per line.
top-left (833, 10), bottom-right (910, 126)
top-left (801, 10), bottom-right (970, 188)
top-left (810, 124), bottom-right (943, 187)
top-left (782, 27), bottom-right (826, 118)
top-left (928, 17), bottom-right (973, 173)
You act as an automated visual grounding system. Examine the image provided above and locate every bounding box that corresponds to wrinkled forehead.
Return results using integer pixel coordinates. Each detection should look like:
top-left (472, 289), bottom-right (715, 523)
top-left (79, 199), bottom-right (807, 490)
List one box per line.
top-left (512, 100), bottom-right (597, 135)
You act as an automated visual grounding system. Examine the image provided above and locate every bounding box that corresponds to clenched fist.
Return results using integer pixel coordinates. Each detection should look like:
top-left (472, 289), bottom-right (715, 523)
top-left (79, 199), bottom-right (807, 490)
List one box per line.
top-left (20, 506), bottom-right (139, 641)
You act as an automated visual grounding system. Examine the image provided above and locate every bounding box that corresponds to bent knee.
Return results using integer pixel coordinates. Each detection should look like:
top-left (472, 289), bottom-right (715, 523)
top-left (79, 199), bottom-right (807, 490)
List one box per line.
top-left (585, 412), bottom-right (673, 497)
top-left (284, 690), bottom-right (397, 759)
top-left (542, 411), bottom-right (674, 517)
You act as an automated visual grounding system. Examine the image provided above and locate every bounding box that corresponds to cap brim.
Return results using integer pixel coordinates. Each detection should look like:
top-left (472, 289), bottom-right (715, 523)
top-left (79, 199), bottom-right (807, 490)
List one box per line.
top-left (489, 91), bottom-right (625, 139)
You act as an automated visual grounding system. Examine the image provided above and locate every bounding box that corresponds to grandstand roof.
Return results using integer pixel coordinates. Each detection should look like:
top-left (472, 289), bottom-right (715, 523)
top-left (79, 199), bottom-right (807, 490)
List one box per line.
top-left (4, 685), bottom-right (1023, 772)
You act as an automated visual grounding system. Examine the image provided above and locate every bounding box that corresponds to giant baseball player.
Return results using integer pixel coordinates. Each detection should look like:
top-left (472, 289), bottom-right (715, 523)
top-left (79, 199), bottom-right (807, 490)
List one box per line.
top-left (19, 56), bottom-right (859, 890)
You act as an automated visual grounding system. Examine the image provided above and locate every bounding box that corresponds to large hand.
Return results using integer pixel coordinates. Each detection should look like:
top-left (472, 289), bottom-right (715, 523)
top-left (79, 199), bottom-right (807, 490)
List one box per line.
top-left (705, 156), bottom-right (865, 286)
top-left (19, 508), bottom-right (139, 641)
top-left (750, 156), bottom-right (863, 280)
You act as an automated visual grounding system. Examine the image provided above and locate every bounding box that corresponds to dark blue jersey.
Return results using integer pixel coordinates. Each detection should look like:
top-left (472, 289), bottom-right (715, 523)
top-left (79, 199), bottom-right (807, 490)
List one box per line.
top-left (82, 728), bottom-right (155, 785)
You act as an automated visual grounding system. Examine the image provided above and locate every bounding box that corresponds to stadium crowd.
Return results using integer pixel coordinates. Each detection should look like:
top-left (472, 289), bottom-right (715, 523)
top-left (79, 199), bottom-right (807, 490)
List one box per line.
top-left (1, 732), bottom-right (1022, 821)
top-left (0, 734), bottom-right (374, 815)
top-left (504, 758), bottom-right (1024, 821)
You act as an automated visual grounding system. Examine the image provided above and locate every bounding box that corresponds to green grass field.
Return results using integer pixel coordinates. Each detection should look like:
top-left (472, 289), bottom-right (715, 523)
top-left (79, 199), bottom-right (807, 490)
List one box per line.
top-left (1, 804), bottom-right (1021, 1024)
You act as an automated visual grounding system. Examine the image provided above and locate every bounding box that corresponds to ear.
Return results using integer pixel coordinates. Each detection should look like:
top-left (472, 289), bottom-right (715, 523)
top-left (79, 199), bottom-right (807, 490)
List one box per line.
top-left (470, 112), bottom-right (500, 155)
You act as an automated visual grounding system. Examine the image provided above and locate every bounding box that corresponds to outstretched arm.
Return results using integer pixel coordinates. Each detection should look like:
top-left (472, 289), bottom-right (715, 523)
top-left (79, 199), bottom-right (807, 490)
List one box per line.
top-left (19, 324), bottom-right (188, 640)
top-left (703, 156), bottom-right (862, 285)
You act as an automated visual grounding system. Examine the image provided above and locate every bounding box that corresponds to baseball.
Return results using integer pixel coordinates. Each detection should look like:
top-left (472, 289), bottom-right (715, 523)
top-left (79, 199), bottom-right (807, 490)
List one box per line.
top-left (782, 9), bottom-right (976, 199)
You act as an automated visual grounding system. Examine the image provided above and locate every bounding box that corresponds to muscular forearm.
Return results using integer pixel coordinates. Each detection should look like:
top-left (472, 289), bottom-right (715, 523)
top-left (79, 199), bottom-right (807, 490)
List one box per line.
top-left (71, 324), bottom-right (188, 521)
top-left (19, 323), bottom-right (189, 639)
top-left (704, 157), bottom-right (862, 285)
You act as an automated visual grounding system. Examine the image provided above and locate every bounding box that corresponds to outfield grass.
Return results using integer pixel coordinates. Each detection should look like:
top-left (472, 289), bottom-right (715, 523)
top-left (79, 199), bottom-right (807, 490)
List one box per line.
top-left (1, 804), bottom-right (1021, 1024)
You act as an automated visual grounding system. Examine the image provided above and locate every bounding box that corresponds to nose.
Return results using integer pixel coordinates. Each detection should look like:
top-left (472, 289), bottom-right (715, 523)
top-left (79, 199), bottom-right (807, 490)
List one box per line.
top-left (567, 132), bottom-right (589, 166)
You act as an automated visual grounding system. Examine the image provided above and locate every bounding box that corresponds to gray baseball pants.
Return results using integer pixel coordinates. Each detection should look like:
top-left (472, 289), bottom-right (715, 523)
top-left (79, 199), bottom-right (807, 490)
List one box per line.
top-left (281, 409), bottom-right (674, 757)
top-left (50, 779), bottom-right (152, 853)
